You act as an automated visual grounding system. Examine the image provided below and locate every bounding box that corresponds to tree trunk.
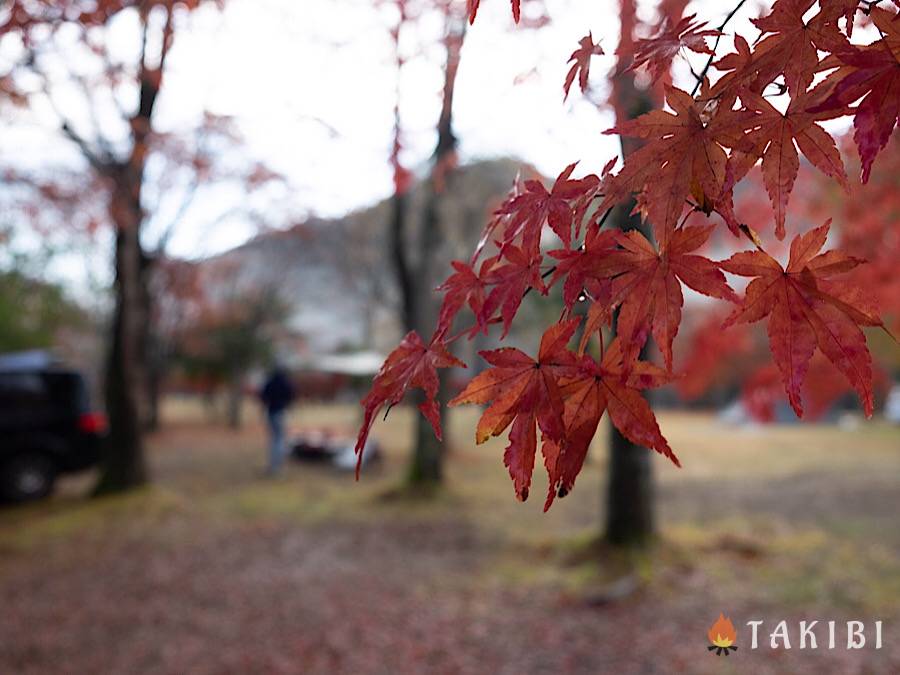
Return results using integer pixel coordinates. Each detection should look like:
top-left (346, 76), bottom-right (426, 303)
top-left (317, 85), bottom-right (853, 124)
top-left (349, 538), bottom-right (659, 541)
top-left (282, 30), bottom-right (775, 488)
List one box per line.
top-left (390, 182), bottom-right (447, 486)
top-left (603, 199), bottom-right (657, 545)
top-left (605, 419), bottom-right (655, 545)
top-left (94, 221), bottom-right (148, 494)
top-left (92, 52), bottom-right (162, 494)
top-left (405, 173), bottom-right (452, 485)
top-left (407, 402), bottom-right (444, 483)
top-left (407, 371), bottom-right (450, 484)
top-left (390, 190), bottom-right (417, 332)
top-left (393, 14), bottom-right (464, 488)
top-left (600, 1), bottom-right (662, 542)
top-left (603, 65), bottom-right (658, 543)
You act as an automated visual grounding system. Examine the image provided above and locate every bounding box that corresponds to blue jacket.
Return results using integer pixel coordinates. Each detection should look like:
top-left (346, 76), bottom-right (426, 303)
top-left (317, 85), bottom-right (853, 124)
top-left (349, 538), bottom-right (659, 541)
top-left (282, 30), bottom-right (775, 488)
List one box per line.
top-left (260, 370), bottom-right (294, 413)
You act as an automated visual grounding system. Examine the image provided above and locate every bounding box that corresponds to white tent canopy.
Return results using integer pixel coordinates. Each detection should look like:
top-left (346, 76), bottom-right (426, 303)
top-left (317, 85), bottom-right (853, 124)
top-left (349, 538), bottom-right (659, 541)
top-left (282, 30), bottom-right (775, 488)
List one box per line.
top-left (293, 351), bottom-right (384, 377)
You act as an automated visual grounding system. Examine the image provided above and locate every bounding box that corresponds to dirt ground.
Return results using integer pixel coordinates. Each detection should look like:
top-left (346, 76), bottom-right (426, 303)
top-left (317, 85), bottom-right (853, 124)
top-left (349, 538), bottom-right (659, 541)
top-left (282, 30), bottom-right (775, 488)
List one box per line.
top-left (1, 402), bottom-right (898, 674)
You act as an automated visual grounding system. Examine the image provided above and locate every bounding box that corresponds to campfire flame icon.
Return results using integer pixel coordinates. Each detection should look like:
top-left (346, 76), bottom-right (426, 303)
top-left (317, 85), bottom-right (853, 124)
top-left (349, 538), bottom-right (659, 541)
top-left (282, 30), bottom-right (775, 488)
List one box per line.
top-left (707, 613), bottom-right (739, 656)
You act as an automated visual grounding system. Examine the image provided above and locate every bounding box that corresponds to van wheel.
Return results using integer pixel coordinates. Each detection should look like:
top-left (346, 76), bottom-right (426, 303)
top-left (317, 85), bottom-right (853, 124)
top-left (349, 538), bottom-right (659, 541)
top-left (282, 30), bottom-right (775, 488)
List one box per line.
top-left (2, 455), bottom-right (56, 502)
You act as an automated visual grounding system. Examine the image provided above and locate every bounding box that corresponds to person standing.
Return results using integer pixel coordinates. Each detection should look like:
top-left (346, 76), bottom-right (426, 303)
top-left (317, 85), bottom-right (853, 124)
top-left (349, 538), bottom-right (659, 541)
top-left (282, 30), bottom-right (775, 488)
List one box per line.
top-left (259, 365), bottom-right (295, 476)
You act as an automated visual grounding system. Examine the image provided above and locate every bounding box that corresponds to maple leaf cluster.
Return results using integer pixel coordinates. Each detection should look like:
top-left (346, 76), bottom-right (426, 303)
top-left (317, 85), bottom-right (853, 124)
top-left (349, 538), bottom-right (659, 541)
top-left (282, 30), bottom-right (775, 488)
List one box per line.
top-left (679, 128), bottom-right (900, 417)
top-left (356, 0), bottom-right (896, 507)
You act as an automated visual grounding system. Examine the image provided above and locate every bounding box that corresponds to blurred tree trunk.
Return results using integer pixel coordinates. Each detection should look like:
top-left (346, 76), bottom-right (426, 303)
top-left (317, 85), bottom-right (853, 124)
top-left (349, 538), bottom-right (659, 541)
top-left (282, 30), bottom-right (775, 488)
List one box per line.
top-left (406, 16), bottom-right (463, 486)
top-left (94, 51), bottom-right (164, 495)
top-left (406, 182), bottom-right (452, 484)
top-left (388, 7), bottom-right (464, 487)
top-left (603, 0), bottom-right (661, 545)
top-left (604, 202), bottom-right (655, 546)
top-left (94, 181), bottom-right (148, 494)
top-left (391, 190), bottom-right (415, 331)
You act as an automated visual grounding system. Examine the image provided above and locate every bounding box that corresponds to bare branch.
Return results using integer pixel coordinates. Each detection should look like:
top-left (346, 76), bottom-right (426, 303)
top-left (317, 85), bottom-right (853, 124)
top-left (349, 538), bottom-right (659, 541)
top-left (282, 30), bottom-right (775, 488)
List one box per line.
top-left (689, 0), bottom-right (749, 97)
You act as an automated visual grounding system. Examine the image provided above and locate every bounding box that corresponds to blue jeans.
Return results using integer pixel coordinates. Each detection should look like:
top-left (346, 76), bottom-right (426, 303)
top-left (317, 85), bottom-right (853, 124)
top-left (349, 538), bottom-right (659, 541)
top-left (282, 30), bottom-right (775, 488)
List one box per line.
top-left (267, 409), bottom-right (286, 474)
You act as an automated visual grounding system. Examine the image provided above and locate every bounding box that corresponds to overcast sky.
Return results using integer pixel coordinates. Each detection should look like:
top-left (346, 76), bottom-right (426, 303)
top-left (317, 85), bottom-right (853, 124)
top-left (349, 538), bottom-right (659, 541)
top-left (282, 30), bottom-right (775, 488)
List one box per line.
top-left (153, 0), bottom-right (771, 256)
top-left (154, 0), bottom-right (616, 256)
top-left (1, 0), bottom-right (777, 288)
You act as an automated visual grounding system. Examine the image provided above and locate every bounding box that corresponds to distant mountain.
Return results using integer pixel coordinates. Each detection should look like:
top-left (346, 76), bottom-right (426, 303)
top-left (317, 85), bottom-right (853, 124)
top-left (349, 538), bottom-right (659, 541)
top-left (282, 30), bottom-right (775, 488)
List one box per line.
top-left (204, 158), bottom-right (527, 356)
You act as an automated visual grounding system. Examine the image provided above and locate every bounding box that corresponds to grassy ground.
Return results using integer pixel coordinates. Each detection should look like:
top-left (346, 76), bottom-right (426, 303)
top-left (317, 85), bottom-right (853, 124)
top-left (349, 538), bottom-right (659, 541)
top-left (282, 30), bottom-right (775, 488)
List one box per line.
top-left (1, 400), bottom-right (898, 674)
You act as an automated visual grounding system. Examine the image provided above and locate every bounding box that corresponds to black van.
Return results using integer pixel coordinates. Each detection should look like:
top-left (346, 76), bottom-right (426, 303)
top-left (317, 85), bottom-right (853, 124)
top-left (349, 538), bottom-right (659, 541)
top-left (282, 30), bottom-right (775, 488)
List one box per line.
top-left (0, 354), bottom-right (106, 502)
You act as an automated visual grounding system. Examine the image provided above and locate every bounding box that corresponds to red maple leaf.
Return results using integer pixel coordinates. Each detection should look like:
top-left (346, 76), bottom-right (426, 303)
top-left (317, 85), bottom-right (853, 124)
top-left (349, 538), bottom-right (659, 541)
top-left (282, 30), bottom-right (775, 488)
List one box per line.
top-left (810, 6), bottom-right (900, 182)
top-left (449, 320), bottom-right (581, 501)
top-left (548, 227), bottom-right (620, 311)
top-left (706, 34), bottom-right (755, 101)
top-left (480, 243), bottom-right (546, 338)
top-left (466, 0), bottom-right (481, 24)
top-left (602, 225), bottom-right (737, 371)
top-left (729, 88), bottom-right (850, 239)
top-left (497, 162), bottom-right (597, 254)
top-left (564, 33), bottom-right (604, 100)
top-left (601, 86), bottom-right (757, 248)
top-left (748, 0), bottom-right (849, 96)
top-left (472, 171), bottom-right (526, 263)
top-left (821, 0), bottom-right (863, 37)
top-left (354, 331), bottom-right (464, 475)
top-left (542, 339), bottom-right (680, 510)
top-left (720, 220), bottom-right (884, 418)
top-left (628, 13), bottom-right (718, 84)
top-left (467, 0), bottom-right (520, 25)
top-left (434, 256), bottom-right (497, 339)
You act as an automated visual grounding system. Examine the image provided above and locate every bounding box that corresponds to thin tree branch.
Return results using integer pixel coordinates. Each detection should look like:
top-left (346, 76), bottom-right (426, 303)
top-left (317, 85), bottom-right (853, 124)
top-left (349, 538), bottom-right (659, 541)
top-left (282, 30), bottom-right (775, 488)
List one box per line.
top-left (70, 70), bottom-right (119, 161)
top-left (24, 47), bottom-right (115, 173)
top-left (690, 0), bottom-right (749, 97)
top-left (59, 121), bottom-right (110, 174)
